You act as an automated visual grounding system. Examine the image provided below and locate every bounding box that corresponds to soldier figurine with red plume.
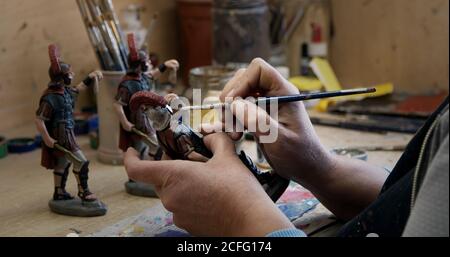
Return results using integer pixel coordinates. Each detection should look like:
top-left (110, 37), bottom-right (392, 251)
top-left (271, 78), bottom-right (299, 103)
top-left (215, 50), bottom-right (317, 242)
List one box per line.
top-left (35, 44), bottom-right (107, 217)
top-left (114, 33), bottom-right (179, 198)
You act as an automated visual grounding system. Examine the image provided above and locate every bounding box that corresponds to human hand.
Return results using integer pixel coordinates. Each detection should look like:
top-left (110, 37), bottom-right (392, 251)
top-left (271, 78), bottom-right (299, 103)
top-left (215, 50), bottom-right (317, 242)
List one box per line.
top-left (209, 58), bottom-right (334, 184)
top-left (124, 133), bottom-right (293, 236)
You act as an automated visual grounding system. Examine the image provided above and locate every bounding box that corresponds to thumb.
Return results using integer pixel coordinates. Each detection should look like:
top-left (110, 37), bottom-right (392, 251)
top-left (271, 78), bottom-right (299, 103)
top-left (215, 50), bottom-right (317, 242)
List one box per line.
top-left (124, 147), bottom-right (185, 186)
top-left (230, 99), bottom-right (279, 138)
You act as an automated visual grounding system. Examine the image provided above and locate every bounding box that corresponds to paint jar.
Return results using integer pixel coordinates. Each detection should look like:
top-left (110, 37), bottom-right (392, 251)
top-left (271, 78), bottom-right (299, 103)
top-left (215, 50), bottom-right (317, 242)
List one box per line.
top-left (0, 136), bottom-right (8, 159)
top-left (212, 0), bottom-right (270, 65)
top-left (189, 65), bottom-right (236, 100)
top-left (7, 138), bottom-right (38, 154)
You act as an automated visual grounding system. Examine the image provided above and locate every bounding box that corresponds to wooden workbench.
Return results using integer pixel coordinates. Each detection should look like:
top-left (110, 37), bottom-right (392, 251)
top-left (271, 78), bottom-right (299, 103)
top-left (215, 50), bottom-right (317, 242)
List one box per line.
top-left (0, 124), bottom-right (412, 237)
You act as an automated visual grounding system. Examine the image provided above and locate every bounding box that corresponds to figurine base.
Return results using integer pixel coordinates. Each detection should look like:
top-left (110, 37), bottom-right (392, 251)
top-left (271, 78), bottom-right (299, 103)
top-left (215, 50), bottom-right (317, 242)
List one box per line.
top-left (125, 181), bottom-right (158, 198)
top-left (48, 199), bottom-right (108, 217)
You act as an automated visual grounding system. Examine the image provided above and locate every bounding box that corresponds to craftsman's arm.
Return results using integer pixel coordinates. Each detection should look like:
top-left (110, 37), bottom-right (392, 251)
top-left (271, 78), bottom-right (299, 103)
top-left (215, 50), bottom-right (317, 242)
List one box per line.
top-left (113, 102), bottom-right (134, 132)
top-left (35, 118), bottom-right (56, 148)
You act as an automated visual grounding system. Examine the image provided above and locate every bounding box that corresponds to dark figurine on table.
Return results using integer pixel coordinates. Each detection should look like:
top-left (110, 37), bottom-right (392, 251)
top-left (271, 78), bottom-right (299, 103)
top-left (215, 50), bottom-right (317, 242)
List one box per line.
top-left (114, 33), bottom-right (179, 197)
top-left (35, 44), bottom-right (107, 217)
top-left (129, 91), bottom-right (290, 202)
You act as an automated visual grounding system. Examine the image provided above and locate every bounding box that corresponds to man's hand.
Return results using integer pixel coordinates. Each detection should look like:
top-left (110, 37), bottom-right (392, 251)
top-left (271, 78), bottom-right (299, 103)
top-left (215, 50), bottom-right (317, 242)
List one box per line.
top-left (203, 58), bottom-right (388, 220)
top-left (124, 133), bottom-right (294, 236)
top-left (205, 58), bottom-right (333, 184)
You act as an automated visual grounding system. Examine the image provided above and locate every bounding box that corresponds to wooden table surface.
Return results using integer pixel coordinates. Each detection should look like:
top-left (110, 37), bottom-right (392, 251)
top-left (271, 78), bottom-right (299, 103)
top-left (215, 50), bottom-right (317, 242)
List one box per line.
top-left (0, 123), bottom-right (413, 237)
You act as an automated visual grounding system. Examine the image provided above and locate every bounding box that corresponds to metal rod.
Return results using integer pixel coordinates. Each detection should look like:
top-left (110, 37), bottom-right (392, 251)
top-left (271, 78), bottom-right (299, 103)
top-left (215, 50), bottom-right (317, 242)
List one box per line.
top-left (100, 0), bottom-right (129, 69)
top-left (76, 0), bottom-right (115, 70)
top-left (86, 0), bottom-right (125, 71)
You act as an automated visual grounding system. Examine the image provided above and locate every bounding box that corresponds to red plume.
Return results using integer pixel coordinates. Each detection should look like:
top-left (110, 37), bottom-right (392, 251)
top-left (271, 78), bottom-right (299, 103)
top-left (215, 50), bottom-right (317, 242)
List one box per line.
top-left (48, 44), bottom-right (61, 74)
top-left (127, 33), bottom-right (139, 63)
top-left (130, 91), bottom-right (168, 112)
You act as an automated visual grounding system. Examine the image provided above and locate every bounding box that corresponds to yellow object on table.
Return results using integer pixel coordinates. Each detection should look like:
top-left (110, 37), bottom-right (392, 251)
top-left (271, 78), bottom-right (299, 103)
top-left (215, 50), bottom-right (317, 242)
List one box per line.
top-left (309, 58), bottom-right (394, 112)
top-left (289, 76), bottom-right (323, 92)
top-left (310, 58), bottom-right (343, 92)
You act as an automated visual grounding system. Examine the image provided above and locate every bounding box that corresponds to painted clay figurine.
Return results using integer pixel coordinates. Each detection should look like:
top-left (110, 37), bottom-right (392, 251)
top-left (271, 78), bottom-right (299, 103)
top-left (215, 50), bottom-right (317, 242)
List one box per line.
top-left (114, 33), bottom-right (179, 197)
top-left (130, 91), bottom-right (212, 162)
top-left (35, 44), bottom-right (107, 216)
top-left (129, 91), bottom-right (291, 202)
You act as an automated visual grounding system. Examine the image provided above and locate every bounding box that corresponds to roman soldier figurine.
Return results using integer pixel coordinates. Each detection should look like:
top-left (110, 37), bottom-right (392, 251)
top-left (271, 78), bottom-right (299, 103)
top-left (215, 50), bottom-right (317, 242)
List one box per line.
top-left (35, 44), bottom-right (107, 216)
top-left (114, 33), bottom-right (179, 197)
top-left (129, 91), bottom-right (291, 202)
top-left (130, 91), bottom-right (213, 162)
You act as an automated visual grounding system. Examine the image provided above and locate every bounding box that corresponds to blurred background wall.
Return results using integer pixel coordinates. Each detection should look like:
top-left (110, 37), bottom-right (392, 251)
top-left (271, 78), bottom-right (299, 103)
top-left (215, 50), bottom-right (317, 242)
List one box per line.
top-left (0, 0), bottom-right (448, 132)
top-left (330, 0), bottom-right (449, 93)
top-left (0, 0), bottom-right (178, 132)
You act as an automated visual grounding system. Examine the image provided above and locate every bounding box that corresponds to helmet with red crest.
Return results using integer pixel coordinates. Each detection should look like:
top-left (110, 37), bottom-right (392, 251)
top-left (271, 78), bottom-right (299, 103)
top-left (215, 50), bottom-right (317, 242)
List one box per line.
top-left (127, 33), bottom-right (149, 72)
top-left (129, 91), bottom-right (168, 113)
top-left (48, 44), bottom-right (72, 84)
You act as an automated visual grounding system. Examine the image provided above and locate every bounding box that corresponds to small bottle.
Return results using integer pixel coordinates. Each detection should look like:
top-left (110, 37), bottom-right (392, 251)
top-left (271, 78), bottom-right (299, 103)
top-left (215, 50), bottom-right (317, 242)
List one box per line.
top-left (300, 43), bottom-right (312, 76)
top-left (309, 23), bottom-right (328, 58)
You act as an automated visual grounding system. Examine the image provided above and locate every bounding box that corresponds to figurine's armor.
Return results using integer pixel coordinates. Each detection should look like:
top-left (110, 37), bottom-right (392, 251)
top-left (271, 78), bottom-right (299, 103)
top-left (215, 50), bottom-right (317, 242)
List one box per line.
top-left (120, 75), bottom-right (153, 95)
top-left (41, 86), bottom-right (77, 149)
top-left (156, 120), bottom-right (213, 160)
top-left (116, 73), bottom-right (161, 159)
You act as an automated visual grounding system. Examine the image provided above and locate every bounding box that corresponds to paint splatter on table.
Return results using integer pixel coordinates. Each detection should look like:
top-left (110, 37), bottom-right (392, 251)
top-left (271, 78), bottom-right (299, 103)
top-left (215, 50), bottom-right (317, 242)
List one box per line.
top-left (90, 182), bottom-right (325, 237)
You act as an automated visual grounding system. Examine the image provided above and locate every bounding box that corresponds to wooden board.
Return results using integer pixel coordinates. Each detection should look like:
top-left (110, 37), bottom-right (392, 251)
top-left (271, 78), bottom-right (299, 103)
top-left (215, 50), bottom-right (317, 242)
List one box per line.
top-left (0, 123), bottom-right (412, 236)
top-left (330, 0), bottom-right (449, 93)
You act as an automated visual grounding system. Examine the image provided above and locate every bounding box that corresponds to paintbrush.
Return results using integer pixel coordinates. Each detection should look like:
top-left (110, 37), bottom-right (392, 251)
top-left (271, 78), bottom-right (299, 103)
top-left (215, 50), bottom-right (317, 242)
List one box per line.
top-left (180, 88), bottom-right (376, 111)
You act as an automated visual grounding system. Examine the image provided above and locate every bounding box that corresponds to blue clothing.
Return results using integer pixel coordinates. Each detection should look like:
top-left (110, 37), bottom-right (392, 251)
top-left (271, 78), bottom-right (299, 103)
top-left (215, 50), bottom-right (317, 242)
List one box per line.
top-left (267, 228), bottom-right (306, 237)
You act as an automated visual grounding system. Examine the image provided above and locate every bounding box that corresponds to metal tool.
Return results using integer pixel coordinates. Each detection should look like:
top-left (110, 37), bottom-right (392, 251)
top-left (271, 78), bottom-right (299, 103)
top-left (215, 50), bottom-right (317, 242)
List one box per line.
top-left (85, 0), bottom-right (126, 71)
top-left (99, 0), bottom-right (129, 69)
top-left (77, 0), bottom-right (116, 70)
top-left (181, 88), bottom-right (377, 111)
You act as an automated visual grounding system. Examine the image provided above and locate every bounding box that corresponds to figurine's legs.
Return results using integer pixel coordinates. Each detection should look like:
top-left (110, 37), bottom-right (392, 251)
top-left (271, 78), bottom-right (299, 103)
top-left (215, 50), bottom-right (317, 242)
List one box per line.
top-left (134, 141), bottom-right (149, 161)
top-left (148, 144), bottom-right (163, 161)
top-left (52, 160), bottom-right (74, 201)
top-left (65, 150), bottom-right (97, 202)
